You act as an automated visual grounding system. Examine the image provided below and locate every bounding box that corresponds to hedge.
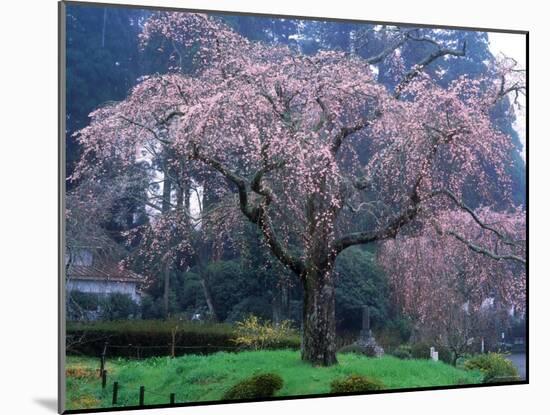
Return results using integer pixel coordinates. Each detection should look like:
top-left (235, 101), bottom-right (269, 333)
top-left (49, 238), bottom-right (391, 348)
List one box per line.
top-left (66, 320), bottom-right (300, 357)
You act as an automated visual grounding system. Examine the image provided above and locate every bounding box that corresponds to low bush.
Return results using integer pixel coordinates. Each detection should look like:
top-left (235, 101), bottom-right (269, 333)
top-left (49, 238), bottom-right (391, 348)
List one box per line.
top-left (410, 342), bottom-right (431, 359)
top-left (376, 320), bottom-right (412, 351)
top-left (222, 373), bottom-right (284, 400)
top-left (71, 395), bottom-right (101, 409)
top-left (330, 374), bottom-right (384, 393)
top-left (67, 292), bottom-right (139, 321)
top-left (66, 366), bottom-right (97, 380)
top-left (232, 315), bottom-right (296, 350)
top-left (409, 343), bottom-right (455, 364)
top-left (436, 346), bottom-right (453, 365)
top-left (464, 353), bottom-right (519, 383)
top-left (391, 345), bottom-right (412, 360)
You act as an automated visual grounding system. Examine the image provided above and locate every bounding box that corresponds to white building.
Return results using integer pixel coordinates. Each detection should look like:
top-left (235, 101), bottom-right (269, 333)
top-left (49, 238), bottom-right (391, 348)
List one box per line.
top-left (66, 248), bottom-right (144, 304)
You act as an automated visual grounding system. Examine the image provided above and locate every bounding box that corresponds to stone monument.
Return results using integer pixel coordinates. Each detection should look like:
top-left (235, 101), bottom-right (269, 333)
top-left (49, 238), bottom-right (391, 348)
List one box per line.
top-left (355, 306), bottom-right (384, 357)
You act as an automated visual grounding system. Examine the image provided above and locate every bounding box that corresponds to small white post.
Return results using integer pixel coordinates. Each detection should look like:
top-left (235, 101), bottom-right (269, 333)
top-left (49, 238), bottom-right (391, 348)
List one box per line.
top-left (481, 337), bottom-right (485, 354)
top-left (432, 351), bottom-right (439, 361)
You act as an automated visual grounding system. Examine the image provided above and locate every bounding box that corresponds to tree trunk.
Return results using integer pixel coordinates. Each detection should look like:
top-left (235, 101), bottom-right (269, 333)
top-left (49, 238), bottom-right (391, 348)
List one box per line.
top-left (163, 260), bottom-right (171, 319)
top-left (200, 274), bottom-right (218, 321)
top-left (452, 352), bottom-right (459, 367)
top-left (301, 268), bottom-right (338, 366)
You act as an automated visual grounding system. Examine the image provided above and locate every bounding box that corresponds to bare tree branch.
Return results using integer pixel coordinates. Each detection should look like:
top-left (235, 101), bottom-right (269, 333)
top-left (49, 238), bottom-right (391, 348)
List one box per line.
top-left (190, 146), bottom-right (305, 276)
top-left (446, 230), bottom-right (526, 265)
top-left (432, 189), bottom-right (523, 247)
top-left (394, 40), bottom-right (467, 99)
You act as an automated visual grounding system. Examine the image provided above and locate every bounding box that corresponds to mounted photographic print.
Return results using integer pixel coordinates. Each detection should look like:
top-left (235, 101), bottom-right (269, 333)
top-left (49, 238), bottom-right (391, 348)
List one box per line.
top-left (59, 1), bottom-right (528, 413)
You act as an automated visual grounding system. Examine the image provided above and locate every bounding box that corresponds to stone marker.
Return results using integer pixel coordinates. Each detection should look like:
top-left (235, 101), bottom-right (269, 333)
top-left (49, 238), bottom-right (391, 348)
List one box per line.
top-left (355, 305), bottom-right (384, 357)
top-left (362, 306), bottom-right (370, 332)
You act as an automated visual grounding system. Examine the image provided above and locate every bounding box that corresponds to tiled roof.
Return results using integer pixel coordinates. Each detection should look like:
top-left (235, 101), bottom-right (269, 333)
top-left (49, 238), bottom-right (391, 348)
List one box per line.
top-left (67, 262), bottom-right (145, 283)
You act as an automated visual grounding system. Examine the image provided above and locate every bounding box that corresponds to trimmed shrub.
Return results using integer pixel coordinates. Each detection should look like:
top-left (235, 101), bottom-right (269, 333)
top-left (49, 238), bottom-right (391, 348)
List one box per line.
top-left (464, 353), bottom-right (519, 383)
top-left (330, 374), bottom-right (384, 393)
top-left (222, 373), bottom-right (284, 400)
top-left (391, 345), bottom-right (412, 360)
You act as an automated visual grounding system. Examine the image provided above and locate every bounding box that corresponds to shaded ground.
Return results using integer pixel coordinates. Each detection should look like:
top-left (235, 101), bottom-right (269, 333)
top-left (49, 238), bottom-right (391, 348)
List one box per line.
top-left (507, 353), bottom-right (526, 379)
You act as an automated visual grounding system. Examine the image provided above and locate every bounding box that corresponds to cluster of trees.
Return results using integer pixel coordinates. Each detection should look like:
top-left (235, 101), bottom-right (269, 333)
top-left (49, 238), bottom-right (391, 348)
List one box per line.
top-left (140, 245), bottom-right (390, 331)
top-left (66, 5), bottom-right (526, 366)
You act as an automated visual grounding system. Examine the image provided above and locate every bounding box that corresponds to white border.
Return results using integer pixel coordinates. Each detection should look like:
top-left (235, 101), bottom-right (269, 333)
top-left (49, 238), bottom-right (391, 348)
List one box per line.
top-left (2, 1), bottom-right (547, 414)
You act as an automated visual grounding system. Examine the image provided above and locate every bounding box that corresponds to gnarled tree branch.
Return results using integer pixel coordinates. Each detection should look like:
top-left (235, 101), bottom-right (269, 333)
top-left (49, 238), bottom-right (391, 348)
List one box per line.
top-left (446, 230), bottom-right (526, 265)
top-left (190, 147), bottom-right (305, 276)
top-left (394, 41), bottom-right (467, 98)
top-left (432, 189), bottom-right (523, 247)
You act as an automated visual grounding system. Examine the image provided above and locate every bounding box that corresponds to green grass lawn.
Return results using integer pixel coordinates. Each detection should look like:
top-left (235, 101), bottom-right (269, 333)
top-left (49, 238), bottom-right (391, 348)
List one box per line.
top-left (66, 350), bottom-right (482, 410)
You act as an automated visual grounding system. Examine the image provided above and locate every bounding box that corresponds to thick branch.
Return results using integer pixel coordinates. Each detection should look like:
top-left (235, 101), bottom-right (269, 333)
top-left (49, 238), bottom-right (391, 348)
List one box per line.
top-left (191, 147), bottom-right (305, 276)
top-left (432, 189), bottom-right (522, 247)
top-left (119, 116), bottom-right (172, 145)
top-left (331, 196), bottom-right (420, 254)
top-left (332, 123), bottom-right (445, 254)
top-left (257, 204), bottom-right (305, 276)
top-left (394, 41), bottom-right (467, 98)
top-left (446, 230), bottom-right (526, 265)
top-left (190, 146), bottom-right (257, 222)
top-left (364, 30), bottom-right (411, 64)
top-left (493, 73), bottom-right (526, 105)
top-left (251, 159), bottom-right (285, 195)
top-left (331, 121), bottom-right (374, 155)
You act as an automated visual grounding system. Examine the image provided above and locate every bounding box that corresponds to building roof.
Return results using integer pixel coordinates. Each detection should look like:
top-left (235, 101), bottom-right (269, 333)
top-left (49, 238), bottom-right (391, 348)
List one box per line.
top-left (68, 262), bottom-right (145, 284)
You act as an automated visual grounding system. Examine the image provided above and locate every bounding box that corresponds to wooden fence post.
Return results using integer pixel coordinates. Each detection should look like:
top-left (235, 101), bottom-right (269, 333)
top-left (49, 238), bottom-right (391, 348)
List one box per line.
top-left (112, 382), bottom-right (119, 405)
top-left (170, 393), bottom-right (175, 405)
top-left (139, 386), bottom-right (145, 406)
top-left (100, 341), bottom-right (108, 376)
top-left (101, 369), bottom-right (107, 389)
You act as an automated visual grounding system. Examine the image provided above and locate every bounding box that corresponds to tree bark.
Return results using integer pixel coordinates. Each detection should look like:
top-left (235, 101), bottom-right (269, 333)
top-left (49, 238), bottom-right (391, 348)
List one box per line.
top-left (301, 267), bottom-right (338, 366)
top-left (200, 273), bottom-right (218, 321)
top-left (163, 260), bottom-right (171, 319)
